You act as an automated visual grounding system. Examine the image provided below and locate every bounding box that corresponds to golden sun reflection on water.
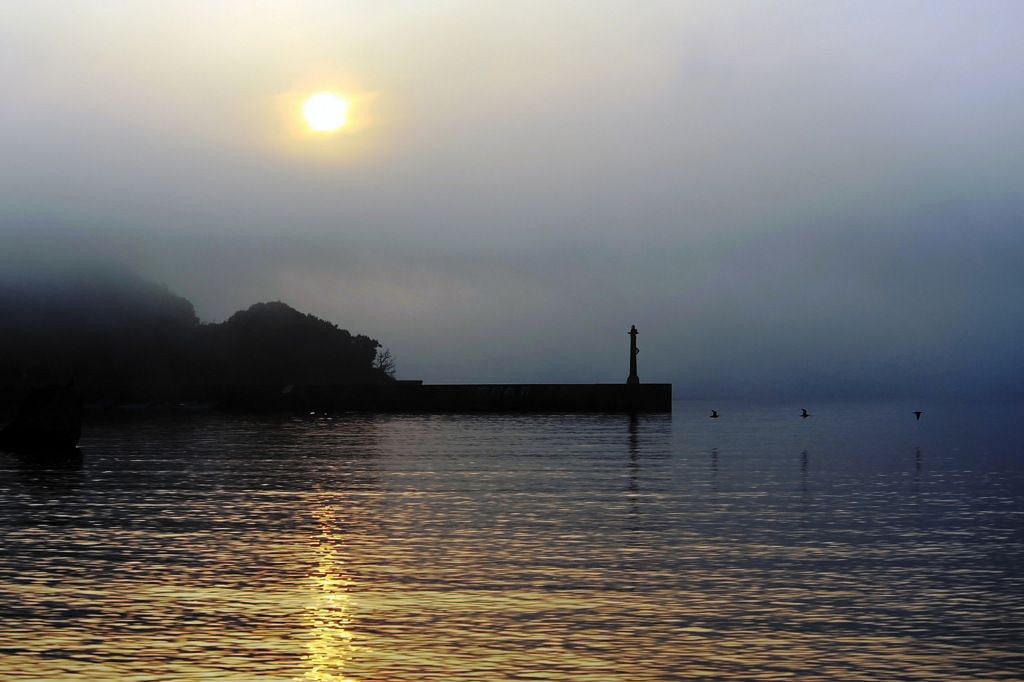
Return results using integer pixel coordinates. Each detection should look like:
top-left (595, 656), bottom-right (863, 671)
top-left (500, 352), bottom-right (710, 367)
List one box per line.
top-left (301, 504), bottom-right (362, 682)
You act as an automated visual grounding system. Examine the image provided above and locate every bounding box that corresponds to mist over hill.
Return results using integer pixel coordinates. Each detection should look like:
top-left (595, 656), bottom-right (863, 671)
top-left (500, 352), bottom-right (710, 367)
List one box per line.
top-left (0, 267), bottom-right (391, 398)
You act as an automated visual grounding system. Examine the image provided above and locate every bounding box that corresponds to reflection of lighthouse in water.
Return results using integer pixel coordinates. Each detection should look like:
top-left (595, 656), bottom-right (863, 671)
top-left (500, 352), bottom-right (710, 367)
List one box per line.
top-left (626, 414), bottom-right (640, 531)
top-left (627, 325), bottom-right (640, 385)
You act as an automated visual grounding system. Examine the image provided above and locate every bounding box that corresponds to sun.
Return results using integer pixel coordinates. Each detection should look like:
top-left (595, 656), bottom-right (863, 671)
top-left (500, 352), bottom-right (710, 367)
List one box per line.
top-left (303, 92), bottom-right (348, 132)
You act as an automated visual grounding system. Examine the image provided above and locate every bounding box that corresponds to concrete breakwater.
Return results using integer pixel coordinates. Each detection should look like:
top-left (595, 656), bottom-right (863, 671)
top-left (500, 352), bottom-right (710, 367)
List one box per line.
top-left (219, 382), bottom-right (673, 413)
top-left (4, 382), bottom-right (672, 416)
top-left (54, 382), bottom-right (673, 414)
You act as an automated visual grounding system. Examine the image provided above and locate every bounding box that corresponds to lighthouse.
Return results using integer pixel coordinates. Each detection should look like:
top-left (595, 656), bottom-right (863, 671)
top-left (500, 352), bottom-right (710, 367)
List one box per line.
top-left (627, 325), bottom-right (640, 385)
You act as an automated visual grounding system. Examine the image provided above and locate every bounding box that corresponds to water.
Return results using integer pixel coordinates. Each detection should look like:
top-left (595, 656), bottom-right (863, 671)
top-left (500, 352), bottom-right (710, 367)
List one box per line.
top-left (2, 400), bottom-right (1022, 680)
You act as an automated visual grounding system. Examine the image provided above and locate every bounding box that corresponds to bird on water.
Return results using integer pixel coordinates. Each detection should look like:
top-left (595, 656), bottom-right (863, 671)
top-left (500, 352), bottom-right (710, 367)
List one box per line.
top-left (710, 410), bottom-right (719, 419)
top-left (801, 409), bottom-right (810, 419)
top-left (914, 411), bottom-right (923, 420)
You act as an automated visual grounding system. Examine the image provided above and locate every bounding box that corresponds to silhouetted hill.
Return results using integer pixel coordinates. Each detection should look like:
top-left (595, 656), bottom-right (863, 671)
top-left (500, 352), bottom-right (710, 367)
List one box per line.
top-left (0, 267), bottom-right (200, 386)
top-left (0, 267), bottom-right (389, 402)
top-left (203, 301), bottom-right (381, 386)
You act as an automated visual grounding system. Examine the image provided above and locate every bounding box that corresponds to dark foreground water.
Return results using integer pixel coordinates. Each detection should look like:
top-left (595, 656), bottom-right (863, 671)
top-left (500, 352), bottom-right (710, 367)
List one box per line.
top-left (2, 400), bottom-right (1022, 681)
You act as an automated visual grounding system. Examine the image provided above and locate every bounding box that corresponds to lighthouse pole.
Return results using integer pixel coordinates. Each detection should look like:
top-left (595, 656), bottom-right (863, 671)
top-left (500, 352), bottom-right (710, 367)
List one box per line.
top-left (627, 325), bottom-right (640, 385)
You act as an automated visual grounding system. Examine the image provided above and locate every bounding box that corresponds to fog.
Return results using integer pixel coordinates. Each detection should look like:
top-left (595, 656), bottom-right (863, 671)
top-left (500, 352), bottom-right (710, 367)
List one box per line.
top-left (2, 1), bottom-right (1022, 398)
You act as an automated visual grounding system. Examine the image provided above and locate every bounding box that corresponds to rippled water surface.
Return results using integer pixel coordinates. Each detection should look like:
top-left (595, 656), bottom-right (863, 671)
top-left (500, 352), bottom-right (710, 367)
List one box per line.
top-left (2, 400), bottom-right (1023, 680)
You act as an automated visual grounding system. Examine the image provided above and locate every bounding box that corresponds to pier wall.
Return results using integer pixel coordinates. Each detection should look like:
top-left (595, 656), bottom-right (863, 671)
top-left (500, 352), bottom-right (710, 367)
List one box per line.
top-left (7, 382), bottom-right (675, 415)
top-left (221, 382), bottom-right (673, 414)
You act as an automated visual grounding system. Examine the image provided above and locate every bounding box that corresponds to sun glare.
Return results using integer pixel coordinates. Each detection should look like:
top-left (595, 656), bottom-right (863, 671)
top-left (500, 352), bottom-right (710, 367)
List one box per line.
top-left (303, 92), bottom-right (348, 132)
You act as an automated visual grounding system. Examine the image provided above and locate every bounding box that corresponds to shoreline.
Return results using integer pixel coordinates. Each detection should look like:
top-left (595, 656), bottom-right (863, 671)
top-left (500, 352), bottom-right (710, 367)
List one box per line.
top-left (2, 382), bottom-right (673, 417)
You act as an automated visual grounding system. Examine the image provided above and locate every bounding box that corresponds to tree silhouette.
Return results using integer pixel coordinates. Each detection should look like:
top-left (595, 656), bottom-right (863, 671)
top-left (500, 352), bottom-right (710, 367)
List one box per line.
top-left (374, 348), bottom-right (397, 379)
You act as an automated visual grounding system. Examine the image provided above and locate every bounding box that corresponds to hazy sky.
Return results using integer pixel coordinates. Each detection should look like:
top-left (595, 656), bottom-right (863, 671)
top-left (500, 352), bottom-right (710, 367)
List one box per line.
top-left (2, 0), bottom-right (1022, 398)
